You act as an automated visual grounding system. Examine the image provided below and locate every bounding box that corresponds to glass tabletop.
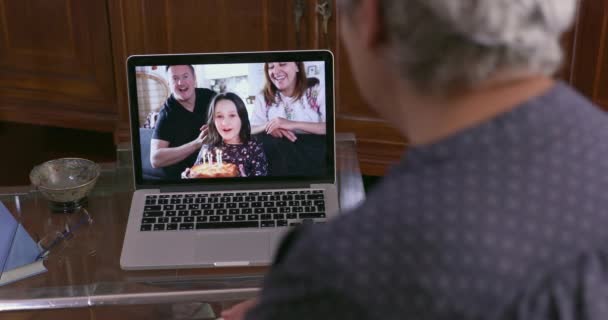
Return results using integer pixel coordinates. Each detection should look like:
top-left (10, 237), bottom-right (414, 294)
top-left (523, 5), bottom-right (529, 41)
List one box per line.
top-left (0, 134), bottom-right (365, 313)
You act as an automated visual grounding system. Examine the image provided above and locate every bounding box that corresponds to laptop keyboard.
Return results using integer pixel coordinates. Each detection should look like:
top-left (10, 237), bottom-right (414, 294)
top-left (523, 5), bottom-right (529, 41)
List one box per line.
top-left (139, 189), bottom-right (327, 232)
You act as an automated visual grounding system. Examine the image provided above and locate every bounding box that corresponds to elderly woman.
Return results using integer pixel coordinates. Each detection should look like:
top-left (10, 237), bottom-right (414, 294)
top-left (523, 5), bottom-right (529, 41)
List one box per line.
top-left (223, 1), bottom-right (608, 320)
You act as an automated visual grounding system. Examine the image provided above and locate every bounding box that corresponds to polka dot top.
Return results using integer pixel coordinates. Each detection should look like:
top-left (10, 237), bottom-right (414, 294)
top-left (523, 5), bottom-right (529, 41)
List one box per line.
top-left (247, 82), bottom-right (608, 320)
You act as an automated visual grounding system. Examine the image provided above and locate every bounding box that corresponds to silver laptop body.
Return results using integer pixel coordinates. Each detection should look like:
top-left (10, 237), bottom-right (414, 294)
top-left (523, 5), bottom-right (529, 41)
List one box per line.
top-left (120, 50), bottom-right (339, 270)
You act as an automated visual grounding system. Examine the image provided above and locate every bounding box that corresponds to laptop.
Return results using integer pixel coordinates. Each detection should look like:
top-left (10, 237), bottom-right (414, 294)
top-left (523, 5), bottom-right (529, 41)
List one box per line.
top-left (120, 50), bottom-right (340, 270)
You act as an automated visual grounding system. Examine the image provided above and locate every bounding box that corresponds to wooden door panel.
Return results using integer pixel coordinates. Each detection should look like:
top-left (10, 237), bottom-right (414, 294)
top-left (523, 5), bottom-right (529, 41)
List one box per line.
top-left (569, 0), bottom-right (608, 110)
top-left (0, 0), bottom-right (117, 131)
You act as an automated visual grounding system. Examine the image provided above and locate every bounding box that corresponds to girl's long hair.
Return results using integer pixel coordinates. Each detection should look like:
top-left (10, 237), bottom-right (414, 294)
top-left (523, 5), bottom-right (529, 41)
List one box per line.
top-left (205, 92), bottom-right (251, 146)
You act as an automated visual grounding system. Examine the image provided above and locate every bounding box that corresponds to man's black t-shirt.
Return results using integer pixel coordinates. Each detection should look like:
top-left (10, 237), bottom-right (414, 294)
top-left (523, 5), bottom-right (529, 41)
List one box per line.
top-left (153, 88), bottom-right (216, 179)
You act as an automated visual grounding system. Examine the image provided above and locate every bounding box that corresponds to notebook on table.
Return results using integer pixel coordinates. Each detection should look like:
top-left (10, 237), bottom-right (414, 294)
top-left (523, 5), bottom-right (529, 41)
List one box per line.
top-left (120, 50), bottom-right (339, 270)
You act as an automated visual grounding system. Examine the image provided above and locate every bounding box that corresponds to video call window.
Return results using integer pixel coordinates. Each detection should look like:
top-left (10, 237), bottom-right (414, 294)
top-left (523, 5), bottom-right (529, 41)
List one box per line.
top-left (135, 61), bottom-right (329, 181)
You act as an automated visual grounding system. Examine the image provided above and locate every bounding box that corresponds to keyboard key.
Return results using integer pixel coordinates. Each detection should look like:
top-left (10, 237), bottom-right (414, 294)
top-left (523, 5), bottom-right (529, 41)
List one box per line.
top-left (248, 192), bottom-right (259, 196)
top-left (185, 194), bottom-right (196, 198)
top-left (267, 207), bottom-right (278, 213)
top-left (184, 216), bottom-right (195, 223)
top-left (171, 194), bottom-right (183, 198)
top-left (203, 209), bottom-right (214, 216)
top-left (236, 215), bottom-right (246, 221)
top-left (143, 211), bottom-right (163, 217)
top-left (259, 196), bottom-right (269, 201)
top-left (178, 210), bottom-right (189, 217)
top-left (287, 191), bottom-right (298, 195)
top-left (222, 215), bottom-right (234, 222)
top-left (167, 223), bottom-right (178, 230)
top-left (176, 204), bottom-right (187, 210)
top-left (201, 204), bottom-right (212, 209)
top-left (214, 203), bottom-right (225, 209)
top-left (196, 221), bottom-right (259, 229)
top-left (217, 209), bottom-right (227, 215)
top-left (142, 218), bottom-right (156, 224)
top-left (158, 199), bottom-right (169, 204)
top-left (243, 208), bottom-right (253, 214)
top-left (210, 216), bottom-right (220, 222)
top-left (299, 212), bottom-right (326, 219)
top-left (179, 223), bottom-right (194, 230)
top-left (223, 193), bottom-right (234, 197)
top-left (145, 199), bottom-right (157, 205)
top-left (171, 217), bottom-right (182, 223)
top-left (273, 214), bottom-right (285, 220)
top-left (159, 195), bottom-right (170, 199)
top-left (261, 191), bottom-right (272, 195)
top-left (236, 192), bottom-right (247, 196)
top-left (261, 221), bottom-right (276, 228)
top-left (140, 224), bottom-right (152, 231)
top-left (158, 217), bottom-right (170, 224)
top-left (197, 194), bottom-right (208, 197)
top-left (263, 201), bottom-right (274, 207)
top-left (233, 196), bottom-right (244, 202)
top-left (280, 207), bottom-right (292, 213)
top-left (307, 194), bottom-right (324, 200)
top-left (238, 202), bottom-right (250, 208)
top-left (251, 202), bottom-right (262, 208)
top-left (163, 204), bottom-right (174, 210)
top-left (261, 214), bottom-right (272, 220)
top-left (188, 204), bottom-right (200, 210)
top-left (165, 210), bottom-right (177, 217)
top-left (191, 210), bottom-right (202, 216)
top-left (277, 220), bottom-right (288, 227)
top-left (153, 224), bottom-right (166, 231)
top-left (146, 195), bottom-right (158, 199)
top-left (170, 199), bottom-right (181, 204)
top-left (220, 197), bottom-right (231, 203)
top-left (184, 198), bottom-right (194, 204)
top-left (196, 216), bottom-right (208, 222)
top-left (286, 213), bottom-right (298, 219)
top-left (195, 198), bottom-right (206, 204)
top-left (229, 209), bottom-right (239, 215)
top-left (313, 190), bottom-right (324, 194)
top-left (254, 208), bottom-right (265, 214)
top-left (227, 203), bottom-right (237, 209)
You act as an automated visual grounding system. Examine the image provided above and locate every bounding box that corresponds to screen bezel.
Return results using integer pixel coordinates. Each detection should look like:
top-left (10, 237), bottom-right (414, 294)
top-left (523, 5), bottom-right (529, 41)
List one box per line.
top-left (126, 50), bottom-right (336, 189)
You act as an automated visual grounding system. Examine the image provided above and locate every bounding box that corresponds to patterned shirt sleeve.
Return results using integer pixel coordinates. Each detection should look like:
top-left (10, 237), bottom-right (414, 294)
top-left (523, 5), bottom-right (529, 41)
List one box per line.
top-left (249, 140), bottom-right (268, 177)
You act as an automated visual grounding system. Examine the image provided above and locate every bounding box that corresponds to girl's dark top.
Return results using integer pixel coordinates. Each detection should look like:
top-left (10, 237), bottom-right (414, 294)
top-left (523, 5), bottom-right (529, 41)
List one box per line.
top-left (194, 139), bottom-right (268, 177)
top-left (152, 88), bottom-right (216, 179)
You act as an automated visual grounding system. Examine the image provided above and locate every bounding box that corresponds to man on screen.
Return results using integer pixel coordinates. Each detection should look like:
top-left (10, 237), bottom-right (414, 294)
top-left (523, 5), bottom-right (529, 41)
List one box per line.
top-left (150, 65), bottom-right (216, 179)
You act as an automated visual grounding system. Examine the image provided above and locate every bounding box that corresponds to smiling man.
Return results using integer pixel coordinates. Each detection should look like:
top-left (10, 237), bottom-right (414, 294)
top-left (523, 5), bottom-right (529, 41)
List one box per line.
top-left (150, 65), bottom-right (216, 179)
top-left (221, 0), bottom-right (608, 320)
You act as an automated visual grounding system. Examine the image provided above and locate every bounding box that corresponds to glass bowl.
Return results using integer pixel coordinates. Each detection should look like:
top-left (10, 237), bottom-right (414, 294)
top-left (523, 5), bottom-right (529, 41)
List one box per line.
top-left (29, 158), bottom-right (100, 213)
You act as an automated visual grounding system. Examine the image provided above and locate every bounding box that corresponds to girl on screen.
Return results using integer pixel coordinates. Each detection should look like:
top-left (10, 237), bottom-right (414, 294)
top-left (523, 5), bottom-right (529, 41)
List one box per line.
top-left (182, 93), bottom-right (269, 178)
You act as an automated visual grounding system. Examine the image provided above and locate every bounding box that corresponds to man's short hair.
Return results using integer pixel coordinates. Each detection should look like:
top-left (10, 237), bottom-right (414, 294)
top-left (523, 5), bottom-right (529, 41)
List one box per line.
top-left (165, 65), bottom-right (196, 77)
top-left (338, 0), bottom-right (576, 94)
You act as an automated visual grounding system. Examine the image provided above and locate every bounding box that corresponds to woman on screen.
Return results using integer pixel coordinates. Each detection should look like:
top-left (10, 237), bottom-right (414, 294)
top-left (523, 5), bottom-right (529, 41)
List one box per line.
top-left (251, 62), bottom-right (326, 142)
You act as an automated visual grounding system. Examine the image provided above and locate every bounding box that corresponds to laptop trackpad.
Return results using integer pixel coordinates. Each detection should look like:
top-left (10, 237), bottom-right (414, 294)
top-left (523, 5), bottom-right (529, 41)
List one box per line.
top-left (195, 232), bottom-right (271, 266)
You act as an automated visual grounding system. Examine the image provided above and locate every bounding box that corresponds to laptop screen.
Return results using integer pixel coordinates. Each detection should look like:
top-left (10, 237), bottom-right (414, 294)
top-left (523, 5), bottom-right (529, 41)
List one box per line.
top-left (127, 51), bottom-right (335, 187)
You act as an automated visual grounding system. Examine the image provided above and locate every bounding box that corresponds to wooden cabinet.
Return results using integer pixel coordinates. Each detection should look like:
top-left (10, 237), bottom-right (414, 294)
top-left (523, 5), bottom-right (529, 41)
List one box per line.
top-left (0, 0), bottom-right (117, 131)
top-left (1, 0), bottom-right (607, 176)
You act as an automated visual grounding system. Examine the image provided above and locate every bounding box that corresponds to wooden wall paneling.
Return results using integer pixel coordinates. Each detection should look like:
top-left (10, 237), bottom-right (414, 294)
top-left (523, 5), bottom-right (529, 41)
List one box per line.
top-left (569, 0), bottom-right (608, 110)
top-left (0, 0), bottom-right (117, 131)
top-left (110, 0), bottom-right (304, 143)
top-left (331, 0), bottom-right (406, 175)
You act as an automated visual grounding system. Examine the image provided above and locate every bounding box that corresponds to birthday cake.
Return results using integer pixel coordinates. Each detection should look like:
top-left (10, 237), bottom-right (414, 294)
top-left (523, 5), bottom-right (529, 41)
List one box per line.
top-left (189, 163), bottom-right (239, 178)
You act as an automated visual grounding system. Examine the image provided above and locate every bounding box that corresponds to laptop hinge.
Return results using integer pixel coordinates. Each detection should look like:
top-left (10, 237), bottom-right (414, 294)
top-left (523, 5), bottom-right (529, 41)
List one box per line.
top-left (159, 182), bottom-right (314, 193)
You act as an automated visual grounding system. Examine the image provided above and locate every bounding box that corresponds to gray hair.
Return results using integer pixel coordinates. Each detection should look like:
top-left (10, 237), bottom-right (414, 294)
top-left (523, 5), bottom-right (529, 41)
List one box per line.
top-left (339, 0), bottom-right (577, 94)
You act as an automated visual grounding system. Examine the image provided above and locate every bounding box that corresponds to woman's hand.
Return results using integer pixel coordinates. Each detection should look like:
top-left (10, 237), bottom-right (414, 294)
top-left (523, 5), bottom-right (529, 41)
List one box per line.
top-left (220, 298), bottom-right (258, 320)
top-left (269, 128), bottom-right (297, 142)
top-left (265, 117), bottom-right (293, 134)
